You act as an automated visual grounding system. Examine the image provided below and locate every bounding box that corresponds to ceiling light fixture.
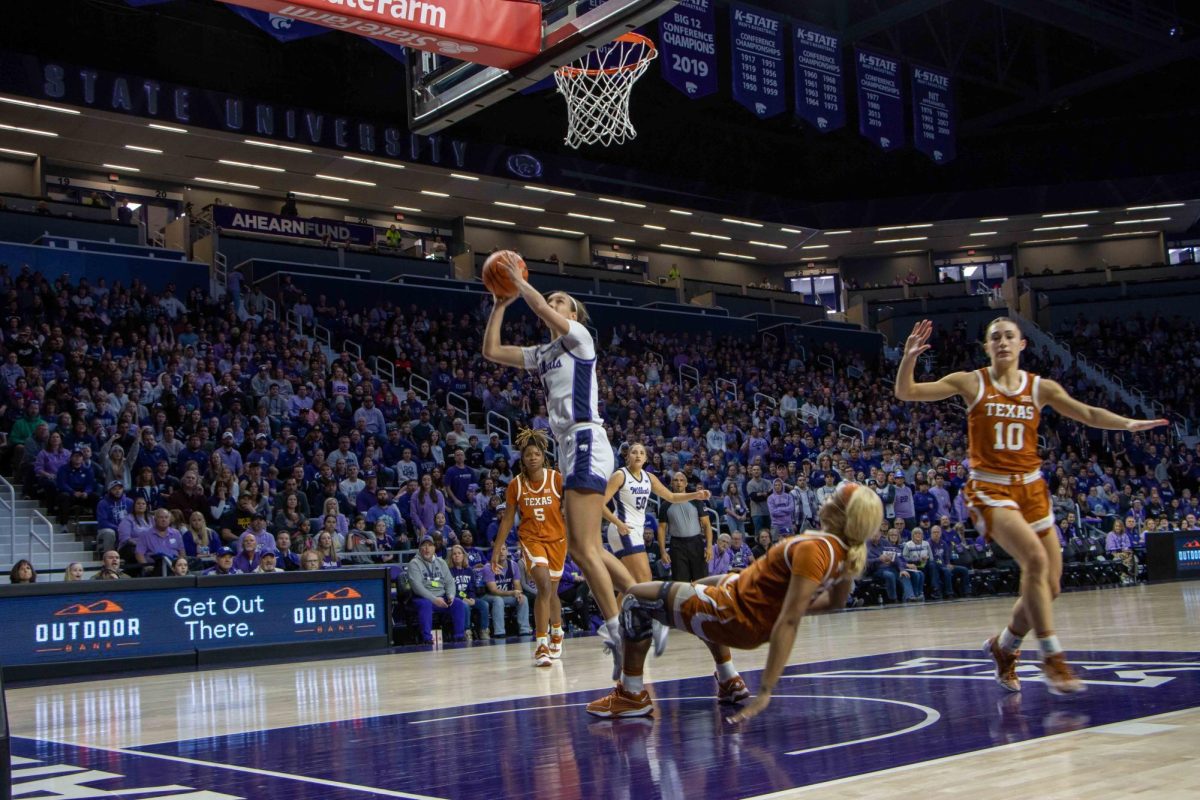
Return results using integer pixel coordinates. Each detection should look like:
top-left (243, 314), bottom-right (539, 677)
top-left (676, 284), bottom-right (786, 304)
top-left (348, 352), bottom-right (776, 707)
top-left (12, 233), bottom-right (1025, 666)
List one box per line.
top-left (316, 173), bottom-right (375, 186)
top-left (219, 159), bottom-right (285, 173)
top-left (780, 227), bottom-right (806, 234)
top-left (524, 184), bottom-right (575, 197)
top-left (598, 197), bottom-right (646, 208)
top-left (1032, 224), bottom-right (1089, 231)
top-left (290, 191), bottom-right (349, 202)
top-left (978, 217), bottom-right (1008, 223)
top-left (722, 217), bottom-right (764, 228)
top-left (668, 209), bottom-right (693, 216)
top-left (393, 206), bottom-right (422, 213)
top-left (750, 240), bottom-right (787, 249)
top-left (1103, 230), bottom-right (1157, 237)
top-left (1022, 236), bottom-right (1079, 244)
top-left (537, 226), bottom-right (585, 236)
top-left (124, 145), bottom-right (162, 154)
top-left (1125, 202), bottom-right (1184, 211)
top-left (450, 173), bottom-right (479, 181)
top-left (613, 237), bottom-right (636, 243)
top-left (568, 212), bottom-right (615, 222)
top-left (873, 236), bottom-right (928, 244)
top-left (245, 139), bottom-right (312, 154)
top-left (495, 201), bottom-right (544, 212)
top-left (343, 155), bottom-right (404, 169)
top-left (690, 231), bottom-right (732, 241)
top-left (1041, 210), bottom-right (1099, 218)
top-left (719, 251), bottom-right (757, 260)
top-left (662, 243), bottom-right (701, 252)
top-left (0, 147), bottom-right (38, 158)
top-left (194, 177), bottom-right (260, 189)
top-left (823, 229), bottom-right (851, 235)
top-left (801, 244), bottom-right (829, 250)
top-left (149, 123), bottom-right (188, 133)
top-left (0, 123), bottom-right (56, 137)
top-left (1115, 217), bottom-right (1171, 225)
top-left (969, 231), bottom-right (998, 237)
top-left (465, 216), bottom-right (515, 226)
top-left (0, 96), bottom-right (79, 115)
top-left (643, 224), bottom-right (666, 230)
top-left (420, 189), bottom-right (449, 197)
top-left (877, 223), bottom-right (933, 231)
top-left (102, 163), bottom-right (139, 172)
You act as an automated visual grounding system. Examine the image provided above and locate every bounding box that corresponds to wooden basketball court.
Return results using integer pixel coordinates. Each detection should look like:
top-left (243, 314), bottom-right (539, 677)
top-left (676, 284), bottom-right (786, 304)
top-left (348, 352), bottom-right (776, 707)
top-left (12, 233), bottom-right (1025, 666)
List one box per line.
top-left (7, 582), bottom-right (1199, 799)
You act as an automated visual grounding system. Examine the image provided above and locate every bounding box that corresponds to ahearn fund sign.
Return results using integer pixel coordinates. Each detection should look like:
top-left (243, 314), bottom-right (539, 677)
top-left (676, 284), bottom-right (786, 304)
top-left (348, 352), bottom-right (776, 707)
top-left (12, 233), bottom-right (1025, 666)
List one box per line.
top-left (1, 572), bottom-right (389, 669)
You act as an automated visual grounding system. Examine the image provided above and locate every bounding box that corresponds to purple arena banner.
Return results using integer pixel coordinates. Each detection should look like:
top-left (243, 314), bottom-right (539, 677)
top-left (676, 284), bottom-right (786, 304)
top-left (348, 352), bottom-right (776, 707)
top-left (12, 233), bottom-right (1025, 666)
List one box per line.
top-left (912, 64), bottom-right (956, 164)
top-left (213, 206), bottom-right (376, 246)
top-left (730, 3), bottom-right (786, 119)
top-left (659, 0), bottom-right (718, 99)
top-left (793, 22), bottom-right (844, 132)
top-left (855, 46), bottom-right (905, 151)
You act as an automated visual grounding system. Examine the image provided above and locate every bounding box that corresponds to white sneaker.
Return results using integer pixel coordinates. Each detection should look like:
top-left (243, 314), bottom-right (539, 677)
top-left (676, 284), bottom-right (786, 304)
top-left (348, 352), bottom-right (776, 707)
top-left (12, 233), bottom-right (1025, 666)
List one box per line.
top-left (651, 619), bottom-right (669, 658)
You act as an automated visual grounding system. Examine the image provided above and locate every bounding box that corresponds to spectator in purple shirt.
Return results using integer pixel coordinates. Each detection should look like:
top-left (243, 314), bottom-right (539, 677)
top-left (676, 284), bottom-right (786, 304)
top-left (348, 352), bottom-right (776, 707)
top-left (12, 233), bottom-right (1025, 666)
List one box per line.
top-left (707, 533), bottom-right (734, 574)
top-left (136, 508), bottom-right (185, 569)
top-left (443, 449), bottom-right (477, 530)
top-left (766, 478), bottom-right (795, 537)
top-left (728, 531), bottom-right (754, 571)
top-left (95, 480), bottom-right (133, 555)
top-left (409, 474), bottom-right (446, 538)
top-left (478, 543), bottom-right (532, 638)
top-left (216, 431), bottom-right (243, 475)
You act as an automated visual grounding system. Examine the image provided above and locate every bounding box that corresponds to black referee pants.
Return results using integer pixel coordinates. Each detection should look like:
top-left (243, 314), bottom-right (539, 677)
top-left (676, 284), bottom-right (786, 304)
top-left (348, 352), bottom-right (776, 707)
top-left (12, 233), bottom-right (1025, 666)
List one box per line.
top-left (669, 536), bottom-right (709, 583)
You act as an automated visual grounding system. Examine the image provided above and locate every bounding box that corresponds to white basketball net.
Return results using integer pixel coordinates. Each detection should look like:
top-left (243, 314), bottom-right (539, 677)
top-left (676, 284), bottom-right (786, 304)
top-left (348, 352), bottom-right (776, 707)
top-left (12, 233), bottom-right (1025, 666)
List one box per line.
top-left (554, 34), bottom-right (657, 149)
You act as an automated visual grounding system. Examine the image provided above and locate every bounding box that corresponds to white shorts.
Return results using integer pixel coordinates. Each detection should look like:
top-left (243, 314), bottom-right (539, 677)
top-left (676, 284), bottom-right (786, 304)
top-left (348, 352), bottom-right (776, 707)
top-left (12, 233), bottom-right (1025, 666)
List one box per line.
top-left (558, 423), bottom-right (614, 494)
top-left (606, 523), bottom-right (646, 559)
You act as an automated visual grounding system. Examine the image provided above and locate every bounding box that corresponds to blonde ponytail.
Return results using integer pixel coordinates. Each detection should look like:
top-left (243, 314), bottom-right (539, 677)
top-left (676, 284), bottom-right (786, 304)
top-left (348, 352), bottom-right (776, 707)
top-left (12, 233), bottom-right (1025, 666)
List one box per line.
top-left (819, 483), bottom-right (883, 579)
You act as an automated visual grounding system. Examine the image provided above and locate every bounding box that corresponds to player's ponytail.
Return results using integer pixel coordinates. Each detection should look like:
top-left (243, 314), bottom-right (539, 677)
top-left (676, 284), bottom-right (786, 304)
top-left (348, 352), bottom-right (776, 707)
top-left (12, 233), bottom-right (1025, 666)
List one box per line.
top-left (819, 482), bottom-right (883, 578)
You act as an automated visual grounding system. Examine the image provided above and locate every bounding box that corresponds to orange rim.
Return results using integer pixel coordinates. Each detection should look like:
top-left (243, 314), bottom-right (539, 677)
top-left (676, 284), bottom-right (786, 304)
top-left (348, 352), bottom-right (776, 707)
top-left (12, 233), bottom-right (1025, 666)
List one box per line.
top-left (556, 32), bottom-right (657, 78)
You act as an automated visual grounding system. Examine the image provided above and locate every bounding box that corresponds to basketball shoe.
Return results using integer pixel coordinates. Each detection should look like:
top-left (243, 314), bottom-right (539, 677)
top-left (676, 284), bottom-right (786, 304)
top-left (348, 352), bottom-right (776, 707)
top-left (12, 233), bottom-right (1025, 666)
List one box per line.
top-left (586, 683), bottom-right (653, 718)
top-left (548, 630), bottom-right (564, 660)
top-left (534, 643), bottom-right (552, 668)
top-left (1041, 653), bottom-right (1085, 695)
top-left (716, 673), bottom-right (752, 704)
top-left (983, 636), bottom-right (1021, 693)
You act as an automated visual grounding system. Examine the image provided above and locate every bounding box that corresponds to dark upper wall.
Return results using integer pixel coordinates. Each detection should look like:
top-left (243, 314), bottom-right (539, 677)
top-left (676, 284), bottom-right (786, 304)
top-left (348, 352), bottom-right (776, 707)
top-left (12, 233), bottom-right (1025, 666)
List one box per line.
top-left (841, 253), bottom-right (932, 288)
top-left (1016, 236), bottom-right (1164, 275)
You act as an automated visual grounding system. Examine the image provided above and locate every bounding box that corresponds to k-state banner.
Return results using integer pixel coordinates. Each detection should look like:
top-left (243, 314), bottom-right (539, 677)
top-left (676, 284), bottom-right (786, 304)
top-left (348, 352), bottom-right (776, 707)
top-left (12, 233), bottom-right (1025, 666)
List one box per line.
top-left (855, 47), bottom-right (904, 150)
top-left (730, 4), bottom-right (786, 119)
top-left (911, 65), bottom-right (955, 163)
top-left (659, 0), bottom-right (718, 99)
top-left (793, 22), bottom-right (844, 132)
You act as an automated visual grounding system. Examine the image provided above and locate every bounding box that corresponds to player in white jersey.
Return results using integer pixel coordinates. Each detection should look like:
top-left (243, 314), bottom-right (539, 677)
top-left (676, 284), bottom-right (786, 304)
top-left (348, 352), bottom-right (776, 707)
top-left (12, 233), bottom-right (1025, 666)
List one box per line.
top-left (482, 259), bottom-right (638, 674)
top-left (601, 442), bottom-right (717, 664)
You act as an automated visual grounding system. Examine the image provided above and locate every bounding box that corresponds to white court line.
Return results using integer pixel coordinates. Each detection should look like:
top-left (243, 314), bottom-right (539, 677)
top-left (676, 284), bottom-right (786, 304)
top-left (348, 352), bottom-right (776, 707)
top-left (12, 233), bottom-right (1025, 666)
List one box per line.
top-left (412, 693), bottom-right (940, 758)
top-left (12, 736), bottom-right (448, 800)
top-left (739, 705), bottom-right (1200, 799)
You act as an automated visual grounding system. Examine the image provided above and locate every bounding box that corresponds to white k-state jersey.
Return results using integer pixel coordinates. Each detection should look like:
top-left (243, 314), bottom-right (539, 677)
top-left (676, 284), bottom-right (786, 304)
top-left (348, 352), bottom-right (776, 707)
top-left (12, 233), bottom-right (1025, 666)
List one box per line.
top-left (611, 467), bottom-right (652, 531)
top-left (521, 320), bottom-right (601, 441)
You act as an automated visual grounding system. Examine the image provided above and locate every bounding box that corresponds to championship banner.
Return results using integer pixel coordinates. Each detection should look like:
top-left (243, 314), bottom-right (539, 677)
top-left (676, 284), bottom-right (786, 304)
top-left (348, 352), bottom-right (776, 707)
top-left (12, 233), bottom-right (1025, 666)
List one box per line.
top-left (855, 46), bottom-right (904, 150)
top-left (215, 0), bottom-right (542, 70)
top-left (228, 6), bottom-right (332, 42)
top-left (659, 0), bottom-right (717, 99)
top-left (729, 3), bottom-right (786, 119)
top-left (213, 206), bottom-right (377, 246)
top-left (793, 22), bottom-right (844, 132)
top-left (911, 64), bottom-right (955, 164)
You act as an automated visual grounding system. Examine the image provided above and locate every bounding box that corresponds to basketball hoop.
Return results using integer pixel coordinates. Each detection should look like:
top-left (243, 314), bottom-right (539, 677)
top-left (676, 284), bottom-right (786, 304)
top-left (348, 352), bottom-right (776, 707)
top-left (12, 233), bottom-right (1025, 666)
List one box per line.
top-left (554, 32), bottom-right (657, 149)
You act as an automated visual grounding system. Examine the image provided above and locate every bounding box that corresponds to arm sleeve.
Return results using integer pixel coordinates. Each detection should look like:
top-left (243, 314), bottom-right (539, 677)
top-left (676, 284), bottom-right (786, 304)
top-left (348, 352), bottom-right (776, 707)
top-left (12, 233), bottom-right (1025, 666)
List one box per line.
top-left (521, 346), bottom-right (540, 372)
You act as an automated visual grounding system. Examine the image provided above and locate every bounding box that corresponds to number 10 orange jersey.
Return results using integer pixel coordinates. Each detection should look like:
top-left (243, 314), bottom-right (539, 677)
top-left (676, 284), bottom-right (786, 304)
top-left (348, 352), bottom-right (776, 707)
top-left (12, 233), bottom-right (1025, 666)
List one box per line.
top-left (966, 368), bottom-right (1043, 478)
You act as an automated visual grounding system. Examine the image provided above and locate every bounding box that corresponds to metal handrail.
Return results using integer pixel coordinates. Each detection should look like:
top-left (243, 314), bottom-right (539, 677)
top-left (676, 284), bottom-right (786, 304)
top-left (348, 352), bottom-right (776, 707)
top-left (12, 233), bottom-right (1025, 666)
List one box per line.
top-left (847, 365), bottom-right (864, 379)
top-left (286, 307), bottom-right (305, 336)
top-left (30, 510), bottom-right (53, 567)
top-left (373, 356), bottom-right (396, 390)
top-left (487, 411), bottom-right (512, 444)
top-left (410, 372), bottom-right (431, 400)
top-left (762, 331), bottom-right (777, 348)
top-left (679, 363), bottom-right (700, 391)
top-left (262, 295), bottom-right (277, 322)
top-left (716, 377), bottom-right (737, 401)
top-left (314, 324), bottom-right (332, 349)
top-left (753, 392), bottom-right (778, 410)
top-left (818, 354), bottom-right (836, 375)
top-left (447, 391), bottom-right (470, 422)
top-left (345, 340), bottom-right (362, 360)
top-left (0, 475), bottom-right (14, 565)
top-left (838, 424), bottom-right (865, 443)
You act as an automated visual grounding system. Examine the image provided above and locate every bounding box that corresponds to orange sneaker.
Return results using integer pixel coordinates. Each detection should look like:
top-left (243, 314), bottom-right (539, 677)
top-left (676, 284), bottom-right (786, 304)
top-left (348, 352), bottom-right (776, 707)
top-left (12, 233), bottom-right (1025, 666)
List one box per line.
top-left (982, 637), bottom-right (1021, 693)
top-left (1041, 653), bottom-right (1085, 696)
top-left (716, 673), bottom-right (751, 704)
top-left (586, 683), bottom-right (653, 718)
top-left (548, 631), bottom-right (564, 660)
top-left (533, 643), bottom-right (552, 667)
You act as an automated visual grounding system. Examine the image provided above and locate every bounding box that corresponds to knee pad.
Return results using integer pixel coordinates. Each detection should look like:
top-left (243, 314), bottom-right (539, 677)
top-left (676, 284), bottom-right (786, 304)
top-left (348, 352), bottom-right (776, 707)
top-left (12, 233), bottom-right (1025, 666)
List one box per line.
top-left (620, 584), bottom-right (672, 642)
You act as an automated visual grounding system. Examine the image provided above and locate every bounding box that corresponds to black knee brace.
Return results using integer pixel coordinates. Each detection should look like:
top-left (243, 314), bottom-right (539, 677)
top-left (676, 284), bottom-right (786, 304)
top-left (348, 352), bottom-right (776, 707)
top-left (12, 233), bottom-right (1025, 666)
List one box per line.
top-left (620, 583), bottom-right (674, 642)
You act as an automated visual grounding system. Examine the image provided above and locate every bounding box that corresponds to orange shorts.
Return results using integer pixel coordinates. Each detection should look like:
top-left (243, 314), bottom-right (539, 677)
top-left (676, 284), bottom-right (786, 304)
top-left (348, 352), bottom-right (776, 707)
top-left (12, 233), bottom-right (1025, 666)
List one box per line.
top-left (673, 576), bottom-right (770, 651)
top-left (962, 477), bottom-right (1054, 540)
top-left (519, 537), bottom-right (567, 579)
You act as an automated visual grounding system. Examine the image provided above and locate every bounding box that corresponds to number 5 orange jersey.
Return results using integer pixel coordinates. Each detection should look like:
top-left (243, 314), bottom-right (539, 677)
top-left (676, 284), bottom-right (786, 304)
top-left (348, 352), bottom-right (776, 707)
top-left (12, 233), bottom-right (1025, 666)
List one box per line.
top-left (506, 469), bottom-right (567, 544)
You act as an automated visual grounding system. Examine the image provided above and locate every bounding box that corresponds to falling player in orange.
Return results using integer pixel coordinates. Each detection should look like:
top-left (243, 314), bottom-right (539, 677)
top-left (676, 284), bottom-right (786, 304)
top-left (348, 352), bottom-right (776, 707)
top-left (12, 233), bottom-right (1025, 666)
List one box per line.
top-left (587, 482), bottom-right (882, 720)
top-left (895, 317), bottom-right (1167, 695)
top-left (493, 428), bottom-right (568, 667)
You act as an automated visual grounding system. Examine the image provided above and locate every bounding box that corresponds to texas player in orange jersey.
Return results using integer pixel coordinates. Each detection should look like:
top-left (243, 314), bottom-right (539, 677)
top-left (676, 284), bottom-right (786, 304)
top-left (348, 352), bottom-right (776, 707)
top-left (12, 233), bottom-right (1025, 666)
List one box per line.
top-left (895, 317), bottom-right (1167, 695)
top-left (586, 482), bottom-right (882, 721)
top-left (493, 428), bottom-right (569, 667)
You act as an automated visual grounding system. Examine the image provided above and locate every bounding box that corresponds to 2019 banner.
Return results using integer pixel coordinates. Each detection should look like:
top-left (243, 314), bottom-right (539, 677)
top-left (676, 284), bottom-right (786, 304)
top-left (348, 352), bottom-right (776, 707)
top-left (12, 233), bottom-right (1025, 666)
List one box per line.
top-left (911, 64), bottom-right (955, 164)
top-left (855, 46), bottom-right (904, 151)
top-left (730, 3), bottom-right (786, 119)
top-left (659, 0), bottom-right (718, 99)
top-left (793, 22), bottom-right (844, 133)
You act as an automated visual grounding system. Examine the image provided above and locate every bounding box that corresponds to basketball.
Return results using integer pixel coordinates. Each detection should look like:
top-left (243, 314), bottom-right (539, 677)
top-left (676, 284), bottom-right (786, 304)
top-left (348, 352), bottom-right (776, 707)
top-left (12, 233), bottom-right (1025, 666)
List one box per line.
top-left (482, 250), bottom-right (528, 298)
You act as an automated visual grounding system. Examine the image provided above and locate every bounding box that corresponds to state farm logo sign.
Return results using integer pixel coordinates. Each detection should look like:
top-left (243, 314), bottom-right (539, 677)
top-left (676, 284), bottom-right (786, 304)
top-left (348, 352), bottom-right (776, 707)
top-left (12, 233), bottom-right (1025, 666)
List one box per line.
top-left (293, 586), bottom-right (378, 635)
top-left (35, 599), bottom-right (142, 655)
